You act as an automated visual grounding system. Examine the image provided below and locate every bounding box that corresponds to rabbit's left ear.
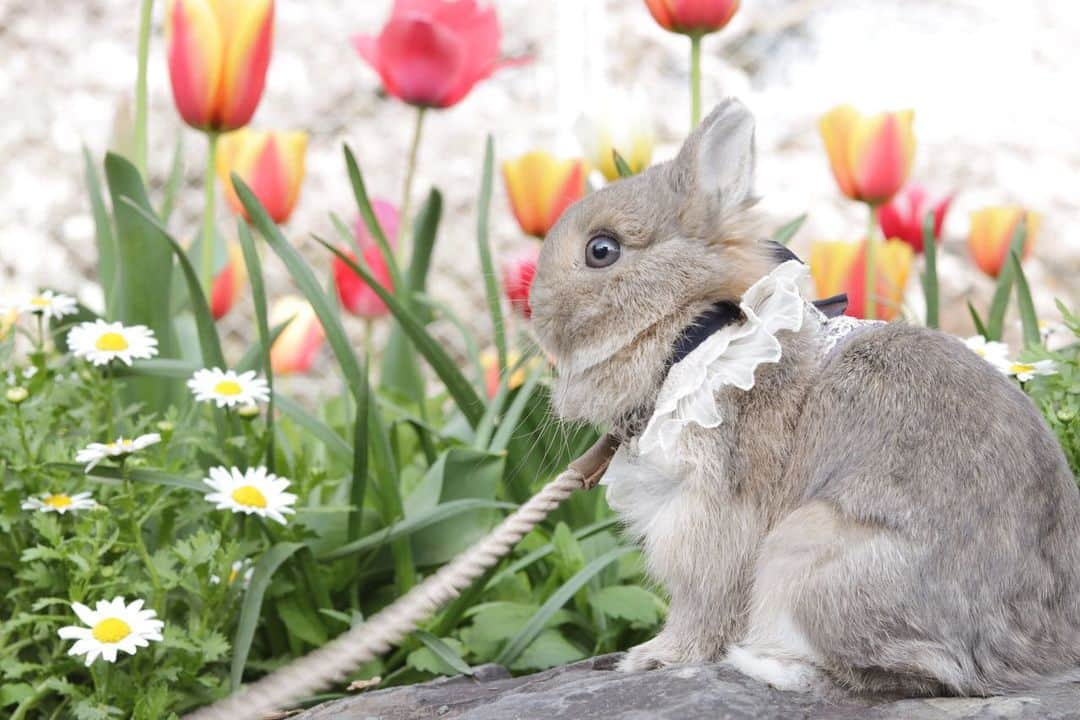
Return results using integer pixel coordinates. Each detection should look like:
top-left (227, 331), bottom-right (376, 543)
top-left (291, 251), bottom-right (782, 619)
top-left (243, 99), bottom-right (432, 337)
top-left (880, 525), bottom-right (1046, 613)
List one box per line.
top-left (674, 98), bottom-right (757, 213)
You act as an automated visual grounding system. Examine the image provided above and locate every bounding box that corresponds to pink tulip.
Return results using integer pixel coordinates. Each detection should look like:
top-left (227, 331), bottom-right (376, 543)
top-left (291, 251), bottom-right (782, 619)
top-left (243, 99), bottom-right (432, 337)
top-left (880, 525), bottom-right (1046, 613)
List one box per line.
top-left (644, 0), bottom-right (740, 36)
top-left (878, 184), bottom-right (952, 254)
top-left (352, 0), bottom-right (504, 109)
top-left (501, 246), bottom-right (539, 319)
top-left (332, 201), bottom-right (399, 318)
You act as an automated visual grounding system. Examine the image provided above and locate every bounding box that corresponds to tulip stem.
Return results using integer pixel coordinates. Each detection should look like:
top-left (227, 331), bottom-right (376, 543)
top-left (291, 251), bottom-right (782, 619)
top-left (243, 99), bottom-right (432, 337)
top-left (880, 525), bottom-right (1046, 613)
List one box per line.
top-left (690, 34), bottom-right (703, 128)
top-left (397, 107), bottom-right (427, 255)
top-left (201, 131), bottom-right (220, 294)
top-left (865, 204), bottom-right (879, 320)
top-left (134, 0), bottom-right (154, 178)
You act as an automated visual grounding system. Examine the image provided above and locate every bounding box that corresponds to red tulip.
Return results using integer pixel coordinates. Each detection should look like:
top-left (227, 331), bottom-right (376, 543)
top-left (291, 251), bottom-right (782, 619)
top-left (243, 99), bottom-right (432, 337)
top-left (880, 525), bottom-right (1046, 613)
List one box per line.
top-left (217, 128), bottom-right (307, 224)
top-left (878, 185), bottom-right (951, 254)
top-left (819, 105), bottom-right (916, 206)
top-left (501, 246), bottom-right (539, 319)
top-left (166, 0), bottom-right (274, 132)
top-left (210, 243), bottom-right (247, 320)
top-left (332, 200), bottom-right (399, 318)
top-left (352, 0), bottom-right (504, 109)
top-left (644, 0), bottom-right (740, 35)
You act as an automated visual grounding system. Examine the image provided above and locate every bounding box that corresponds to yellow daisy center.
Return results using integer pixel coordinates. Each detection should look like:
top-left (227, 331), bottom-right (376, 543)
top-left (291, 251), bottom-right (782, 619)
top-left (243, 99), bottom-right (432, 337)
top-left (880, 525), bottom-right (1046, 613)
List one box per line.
top-left (213, 380), bottom-right (243, 396)
top-left (44, 493), bottom-right (73, 509)
top-left (92, 617), bottom-right (131, 643)
top-left (232, 485), bottom-right (267, 508)
top-left (30, 296), bottom-right (50, 307)
top-left (95, 332), bottom-right (129, 351)
top-left (1011, 363), bottom-right (1034, 374)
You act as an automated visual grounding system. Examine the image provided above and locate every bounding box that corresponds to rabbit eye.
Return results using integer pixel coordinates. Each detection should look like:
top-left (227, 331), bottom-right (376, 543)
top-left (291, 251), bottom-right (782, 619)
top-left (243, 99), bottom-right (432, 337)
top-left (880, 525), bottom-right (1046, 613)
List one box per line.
top-left (585, 234), bottom-right (621, 268)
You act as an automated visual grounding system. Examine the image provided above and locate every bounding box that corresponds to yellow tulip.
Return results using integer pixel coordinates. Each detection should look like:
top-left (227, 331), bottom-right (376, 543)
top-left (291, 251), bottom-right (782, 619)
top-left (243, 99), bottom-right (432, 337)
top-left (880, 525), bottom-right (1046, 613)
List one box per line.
top-left (576, 93), bottom-right (655, 181)
top-left (811, 239), bottom-right (913, 320)
top-left (502, 152), bottom-right (586, 238)
top-left (968, 206), bottom-right (1040, 278)
top-left (819, 105), bottom-right (915, 205)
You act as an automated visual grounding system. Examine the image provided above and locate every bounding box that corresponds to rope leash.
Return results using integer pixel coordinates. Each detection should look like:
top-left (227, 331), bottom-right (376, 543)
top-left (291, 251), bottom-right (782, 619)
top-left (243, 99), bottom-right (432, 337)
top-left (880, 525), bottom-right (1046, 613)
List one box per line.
top-left (184, 436), bottom-right (618, 720)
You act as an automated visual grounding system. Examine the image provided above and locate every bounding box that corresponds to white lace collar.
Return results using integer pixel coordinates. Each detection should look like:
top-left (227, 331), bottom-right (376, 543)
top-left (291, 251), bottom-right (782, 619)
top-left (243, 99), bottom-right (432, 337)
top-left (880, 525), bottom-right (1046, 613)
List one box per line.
top-left (636, 260), bottom-right (810, 459)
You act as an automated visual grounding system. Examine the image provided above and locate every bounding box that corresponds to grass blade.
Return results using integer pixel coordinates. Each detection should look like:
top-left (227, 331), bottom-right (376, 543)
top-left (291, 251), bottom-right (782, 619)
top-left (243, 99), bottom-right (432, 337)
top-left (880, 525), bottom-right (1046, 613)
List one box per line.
top-left (413, 630), bottom-right (473, 676)
top-left (83, 148), bottom-right (117, 317)
top-left (921, 209), bottom-right (939, 329)
top-left (349, 352), bottom-right (370, 543)
top-left (494, 546), bottom-right (634, 667)
top-left (235, 321), bottom-right (289, 373)
top-left (232, 542), bottom-right (306, 690)
top-left (772, 213), bottom-right (808, 246)
top-left (50, 463), bottom-right (205, 492)
top-left (116, 358), bottom-right (200, 379)
top-left (159, 134), bottom-right (185, 223)
top-left (968, 301), bottom-right (989, 338)
top-left (316, 237), bottom-right (485, 427)
top-left (232, 175), bottom-right (366, 402)
top-left (1009, 250), bottom-right (1041, 348)
top-left (274, 393), bottom-right (352, 464)
top-left (489, 361), bottom-right (548, 454)
top-left (476, 135), bottom-right (507, 373)
top-left (320, 499), bottom-right (517, 561)
top-left (986, 218), bottom-right (1028, 340)
top-left (612, 149), bottom-right (633, 179)
top-left (343, 144), bottom-right (405, 295)
top-left (238, 220), bottom-right (276, 470)
top-left (485, 517), bottom-right (620, 590)
top-left (120, 197), bottom-right (225, 369)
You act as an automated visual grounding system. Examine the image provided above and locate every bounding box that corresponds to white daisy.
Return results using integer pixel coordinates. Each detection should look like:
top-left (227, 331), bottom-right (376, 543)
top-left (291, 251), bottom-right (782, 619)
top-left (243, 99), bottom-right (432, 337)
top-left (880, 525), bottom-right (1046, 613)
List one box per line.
top-left (203, 466), bottom-right (298, 525)
top-left (75, 433), bottom-right (161, 472)
top-left (67, 320), bottom-right (158, 366)
top-left (57, 596), bottom-right (163, 666)
top-left (1002, 359), bottom-right (1058, 382)
top-left (964, 335), bottom-right (1010, 367)
top-left (20, 290), bottom-right (78, 322)
top-left (21, 491), bottom-right (97, 514)
top-left (210, 559), bottom-right (255, 588)
top-left (187, 368), bottom-right (270, 409)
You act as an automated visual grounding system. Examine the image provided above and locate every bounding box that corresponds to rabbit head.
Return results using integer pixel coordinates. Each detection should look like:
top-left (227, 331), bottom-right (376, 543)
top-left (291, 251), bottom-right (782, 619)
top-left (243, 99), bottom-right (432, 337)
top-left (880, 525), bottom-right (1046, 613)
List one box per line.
top-left (530, 99), bottom-right (776, 433)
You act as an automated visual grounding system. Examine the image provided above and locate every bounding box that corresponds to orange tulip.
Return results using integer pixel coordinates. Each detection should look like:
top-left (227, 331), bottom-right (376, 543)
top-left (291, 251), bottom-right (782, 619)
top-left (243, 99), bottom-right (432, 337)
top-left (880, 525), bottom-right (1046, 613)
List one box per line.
top-left (217, 128), bottom-right (307, 223)
top-left (269, 296), bottom-right (325, 375)
top-left (968, 206), bottom-right (1041, 278)
top-left (502, 152), bottom-right (586, 238)
top-left (819, 105), bottom-right (915, 205)
top-left (166, 0), bottom-right (274, 132)
top-left (644, 0), bottom-right (740, 36)
top-left (811, 239), bottom-right (913, 321)
top-left (210, 242), bottom-right (247, 320)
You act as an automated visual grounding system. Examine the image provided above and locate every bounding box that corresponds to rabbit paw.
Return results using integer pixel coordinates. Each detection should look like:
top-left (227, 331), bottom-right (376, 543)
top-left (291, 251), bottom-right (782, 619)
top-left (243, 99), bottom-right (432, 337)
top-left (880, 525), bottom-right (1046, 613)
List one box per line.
top-left (616, 636), bottom-right (685, 672)
top-left (725, 644), bottom-right (822, 693)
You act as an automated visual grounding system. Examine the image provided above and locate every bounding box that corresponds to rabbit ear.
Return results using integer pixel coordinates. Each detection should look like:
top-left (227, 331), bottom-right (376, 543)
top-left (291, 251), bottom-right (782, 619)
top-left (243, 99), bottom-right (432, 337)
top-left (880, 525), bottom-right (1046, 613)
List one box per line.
top-left (674, 98), bottom-right (757, 212)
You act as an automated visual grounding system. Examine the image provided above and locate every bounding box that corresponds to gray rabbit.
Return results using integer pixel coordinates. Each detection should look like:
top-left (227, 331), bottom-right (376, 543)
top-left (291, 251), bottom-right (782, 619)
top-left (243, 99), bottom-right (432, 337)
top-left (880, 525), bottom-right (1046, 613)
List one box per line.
top-left (528, 99), bottom-right (1080, 696)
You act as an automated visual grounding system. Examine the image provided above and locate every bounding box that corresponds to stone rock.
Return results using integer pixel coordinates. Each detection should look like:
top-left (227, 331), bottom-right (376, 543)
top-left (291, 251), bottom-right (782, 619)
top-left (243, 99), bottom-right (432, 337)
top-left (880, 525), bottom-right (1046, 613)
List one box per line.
top-left (293, 654), bottom-right (1080, 719)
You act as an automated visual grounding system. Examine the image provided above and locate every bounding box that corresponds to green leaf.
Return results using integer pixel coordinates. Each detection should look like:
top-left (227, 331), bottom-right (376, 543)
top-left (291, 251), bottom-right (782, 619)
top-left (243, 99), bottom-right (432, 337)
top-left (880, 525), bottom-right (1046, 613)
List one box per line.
top-left (590, 585), bottom-right (665, 625)
top-left (1, 683), bottom-right (34, 708)
top-left (1009, 250), bottom-right (1040, 348)
top-left (485, 517), bottom-right (620, 590)
top-left (274, 392), bottom-right (352, 464)
top-left (489, 361), bottom-right (547, 454)
top-left (510, 629), bottom-right (586, 672)
top-left (120, 196), bottom-right (225, 369)
top-left (410, 631), bottom-right (473, 676)
top-left (83, 148), bottom-right (116, 317)
top-left (105, 152), bottom-right (179, 407)
top-left (986, 217), bottom-right (1028, 340)
top-left (476, 135), bottom-right (507, 374)
top-left (921, 209), bottom-right (939, 329)
top-left (277, 596), bottom-right (329, 646)
top-left (235, 320), bottom-right (288, 373)
top-left (612, 149), bottom-right (634, 179)
top-left (233, 175), bottom-right (366, 403)
top-left (231, 542), bottom-right (305, 690)
top-left (238, 220), bottom-right (277, 470)
top-left (116, 358), bottom-right (199, 378)
top-left (349, 354), bottom-right (370, 543)
top-left (320, 499), bottom-right (516, 561)
top-left (968, 301), bottom-right (989, 338)
top-left (495, 545), bottom-right (634, 666)
top-left (772, 213), bottom-right (807, 246)
top-left (316, 238), bottom-right (485, 427)
top-left (48, 463), bottom-right (204, 492)
top-left (343, 144), bottom-right (406, 295)
top-left (159, 134), bottom-right (185, 223)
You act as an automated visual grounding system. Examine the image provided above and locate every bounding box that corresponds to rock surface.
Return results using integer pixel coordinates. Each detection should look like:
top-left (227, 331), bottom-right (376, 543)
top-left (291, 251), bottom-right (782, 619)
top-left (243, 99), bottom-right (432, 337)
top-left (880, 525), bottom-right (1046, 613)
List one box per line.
top-left (293, 654), bottom-right (1080, 719)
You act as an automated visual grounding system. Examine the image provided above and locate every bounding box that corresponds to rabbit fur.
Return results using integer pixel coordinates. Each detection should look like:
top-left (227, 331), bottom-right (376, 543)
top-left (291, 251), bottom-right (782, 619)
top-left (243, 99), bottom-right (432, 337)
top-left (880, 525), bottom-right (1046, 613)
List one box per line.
top-left (528, 99), bottom-right (1080, 696)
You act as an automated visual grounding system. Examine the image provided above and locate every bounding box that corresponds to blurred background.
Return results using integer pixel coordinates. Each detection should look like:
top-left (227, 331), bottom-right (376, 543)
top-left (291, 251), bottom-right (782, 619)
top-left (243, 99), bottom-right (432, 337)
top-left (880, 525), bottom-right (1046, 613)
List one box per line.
top-left (2, 0), bottom-right (1077, 393)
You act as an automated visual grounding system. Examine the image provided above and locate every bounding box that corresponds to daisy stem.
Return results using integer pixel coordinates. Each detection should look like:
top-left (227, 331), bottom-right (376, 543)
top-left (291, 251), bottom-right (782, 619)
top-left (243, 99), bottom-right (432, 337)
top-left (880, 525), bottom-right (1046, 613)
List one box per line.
top-left (201, 131), bottom-right (221, 294)
top-left (396, 106), bottom-right (427, 258)
top-left (122, 462), bottom-right (162, 596)
top-left (14, 406), bottom-right (32, 462)
top-left (865, 204), bottom-right (879, 321)
top-left (11, 680), bottom-right (50, 720)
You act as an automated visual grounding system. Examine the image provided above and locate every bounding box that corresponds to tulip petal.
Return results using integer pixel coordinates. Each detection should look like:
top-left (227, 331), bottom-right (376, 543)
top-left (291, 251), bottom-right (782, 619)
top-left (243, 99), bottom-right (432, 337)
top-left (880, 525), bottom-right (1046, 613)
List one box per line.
top-left (809, 240), bottom-right (860, 299)
top-left (217, 0), bottom-right (273, 130)
top-left (671, 0), bottom-right (740, 32)
top-left (818, 105), bottom-right (860, 201)
top-left (375, 16), bottom-right (467, 108)
top-left (167, 0), bottom-right (224, 130)
top-left (270, 296), bottom-right (325, 374)
top-left (843, 240), bottom-right (913, 320)
top-left (850, 110), bottom-right (915, 205)
top-left (968, 207), bottom-right (1040, 278)
top-left (502, 152), bottom-right (586, 238)
top-left (430, 0), bottom-right (500, 106)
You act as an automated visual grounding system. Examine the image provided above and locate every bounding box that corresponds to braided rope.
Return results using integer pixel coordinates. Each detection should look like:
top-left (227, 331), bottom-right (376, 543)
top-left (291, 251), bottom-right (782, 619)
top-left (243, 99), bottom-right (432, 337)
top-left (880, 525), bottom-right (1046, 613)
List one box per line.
top-left (185, 469), bottom-right (585, 720)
